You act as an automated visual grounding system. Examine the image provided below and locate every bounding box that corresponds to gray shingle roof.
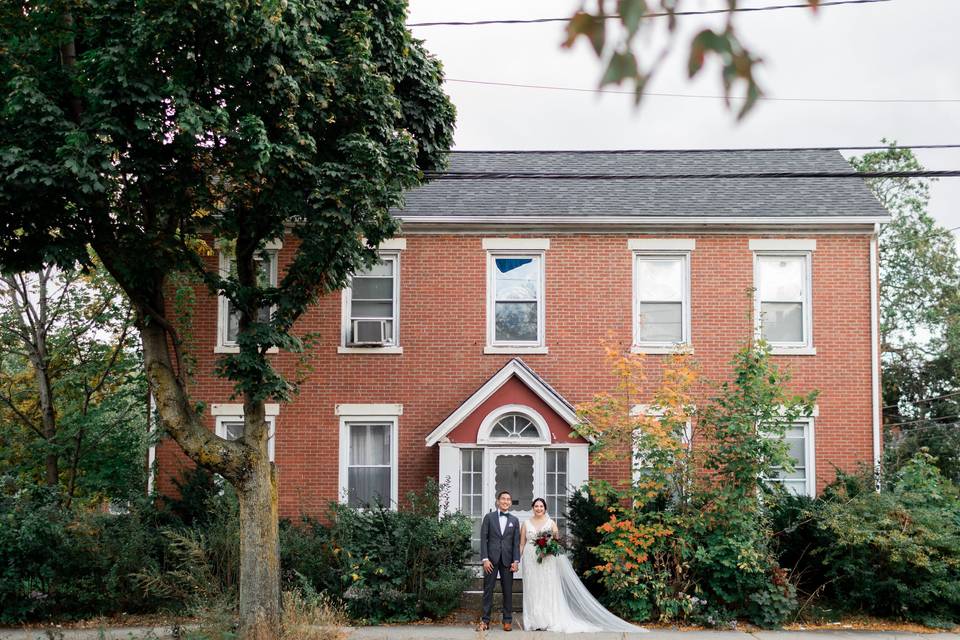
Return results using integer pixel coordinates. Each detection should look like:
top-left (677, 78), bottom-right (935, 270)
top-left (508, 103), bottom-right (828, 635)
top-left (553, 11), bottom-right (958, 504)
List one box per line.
top-left (395, 150), bottom-right (889, 219)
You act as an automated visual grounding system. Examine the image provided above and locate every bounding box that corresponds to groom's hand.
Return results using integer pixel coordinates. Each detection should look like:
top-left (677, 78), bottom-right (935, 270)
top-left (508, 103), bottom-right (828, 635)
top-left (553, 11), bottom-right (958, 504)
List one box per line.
top-left (510, 562), bottom-right (519, 573)
top-left (482, 559), bottom-right (493, 574)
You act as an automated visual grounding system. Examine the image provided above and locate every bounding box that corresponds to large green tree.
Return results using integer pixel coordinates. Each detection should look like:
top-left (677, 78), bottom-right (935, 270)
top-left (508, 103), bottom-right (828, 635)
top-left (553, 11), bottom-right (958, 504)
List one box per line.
top-left (0, 0), bottom-right (455, 634)
top-left (0, 263), bottom-right (145, 506)
top-left (850, 144), bottom-right (960, 481)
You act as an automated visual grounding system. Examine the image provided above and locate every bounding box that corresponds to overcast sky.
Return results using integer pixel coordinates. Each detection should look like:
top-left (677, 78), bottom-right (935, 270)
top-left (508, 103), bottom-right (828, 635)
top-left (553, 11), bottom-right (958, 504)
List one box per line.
top-left (407, 0), bottom-right (960, 236)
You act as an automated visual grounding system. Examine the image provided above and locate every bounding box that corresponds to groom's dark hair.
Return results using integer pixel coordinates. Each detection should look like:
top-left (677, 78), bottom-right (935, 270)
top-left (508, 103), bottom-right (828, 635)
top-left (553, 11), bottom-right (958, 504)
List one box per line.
top-left (496, 490), bottom-right (511, 500)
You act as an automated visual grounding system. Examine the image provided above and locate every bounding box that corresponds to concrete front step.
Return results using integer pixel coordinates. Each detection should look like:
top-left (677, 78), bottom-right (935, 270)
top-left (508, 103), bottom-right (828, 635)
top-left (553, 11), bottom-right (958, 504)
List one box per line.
top-left (459, 590), bottom-right (523, 613)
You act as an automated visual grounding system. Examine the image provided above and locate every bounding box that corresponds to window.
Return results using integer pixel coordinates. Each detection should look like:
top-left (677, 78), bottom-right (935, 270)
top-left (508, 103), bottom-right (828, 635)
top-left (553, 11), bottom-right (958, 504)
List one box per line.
top-left (634, 255), bottom-right (690, 347)
top-left (629, 239), bottom-right (694, 353)
top-left (489, 255), bottom-right (543, 347)
top-left (489, 414), bottom-right (540, 439)
top-left (216, 244), bottom-right (279, 352)
top-left (751, 240), bottom-right (815, 353)
top-left (545, 449), bottom-right (568, 540)
top-left (215, 415), bottom-right (276, 462)
top-left (630, 405), bottom-right (693, 483)
top-left (342, 253), bottom-right (400, 349)
top-left (336, 404), bottom-right (401, 508)
top-left (344, 422), bottom-right (393, 507)
top-left (461, 449), bottom-right (484, 559)
top-left (767, 421), bottom-right (815, 496)
top-left (483, 239), bottom-right (549, 353)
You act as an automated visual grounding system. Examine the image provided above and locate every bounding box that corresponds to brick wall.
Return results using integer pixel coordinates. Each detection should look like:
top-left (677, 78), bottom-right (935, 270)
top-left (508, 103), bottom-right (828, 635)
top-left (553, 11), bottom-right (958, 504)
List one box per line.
top-left (154, 232), bottom-right (877, 516)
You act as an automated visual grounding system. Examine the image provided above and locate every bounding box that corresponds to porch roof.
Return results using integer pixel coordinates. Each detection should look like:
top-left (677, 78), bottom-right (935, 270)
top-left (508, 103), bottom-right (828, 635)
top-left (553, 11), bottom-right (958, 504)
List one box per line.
top-left (424, 358), bottom-right (585, 446)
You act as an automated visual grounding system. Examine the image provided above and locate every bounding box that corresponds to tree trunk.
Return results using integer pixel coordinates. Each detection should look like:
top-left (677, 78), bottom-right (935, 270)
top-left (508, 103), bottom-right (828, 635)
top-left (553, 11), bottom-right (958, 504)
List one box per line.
top-left (34, 363), bottom-right (59, 487)
top-left (237, 456), bottom-right (281, 637)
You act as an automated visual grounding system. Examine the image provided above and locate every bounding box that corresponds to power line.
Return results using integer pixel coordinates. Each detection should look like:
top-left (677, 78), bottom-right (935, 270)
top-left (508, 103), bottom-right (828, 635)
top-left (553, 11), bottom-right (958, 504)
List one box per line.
top-left (447, 144), bottom-right (960, 154)
top-left (444, 78), bottom-right (960, 104)
top-left (884, 225), bottom-right (960, 248)
top-left (425, 170), bottom-right (960, 181)
top-left (408, 0), bottom-right (891, 27)
top-left (883, 390), bottom-right (960, 411)
top-left (884, 413), bottom-right (960, 429)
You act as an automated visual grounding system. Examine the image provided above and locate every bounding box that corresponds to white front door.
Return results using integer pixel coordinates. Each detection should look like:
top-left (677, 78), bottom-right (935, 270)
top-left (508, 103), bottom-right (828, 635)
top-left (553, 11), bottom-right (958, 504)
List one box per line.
top-left (487, 448), bottom-right (542, 577)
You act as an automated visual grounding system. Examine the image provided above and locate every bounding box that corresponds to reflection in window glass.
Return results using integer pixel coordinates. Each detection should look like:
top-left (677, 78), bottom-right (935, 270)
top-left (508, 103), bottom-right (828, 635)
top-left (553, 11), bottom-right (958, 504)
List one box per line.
top-left (493, 257), bottom-right (541, 343)
top-left (768, 424), bottom-right (809, 496)
top-left (758, 255), bottom-right (806, 344)
top-left (636, 256), bottom-right (684, 344)
top-left (349, 256), bottom-right (396, 344)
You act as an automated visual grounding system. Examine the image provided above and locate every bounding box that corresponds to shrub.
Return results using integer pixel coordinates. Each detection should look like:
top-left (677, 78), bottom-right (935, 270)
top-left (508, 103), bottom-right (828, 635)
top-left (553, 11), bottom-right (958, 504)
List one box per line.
top-left (566, 485), bottom-right (617, 599)
top-left (814, 454), bottom-right (960, 627)
top-left (288, 480), bottom-right (472, 623)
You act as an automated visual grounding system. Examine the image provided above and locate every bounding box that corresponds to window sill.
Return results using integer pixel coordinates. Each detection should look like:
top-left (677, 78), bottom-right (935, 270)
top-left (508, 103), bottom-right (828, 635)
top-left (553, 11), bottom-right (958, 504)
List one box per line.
top-left (769, 346), bottom-right (817, 356)
top-left (337, 346), bottom-right (404, 355)
top-left (214, 345), bottom-right (279, 354)
top-left (631, 345), bottom-right (694, 355)
top-left (484, 345), bottom-right (549, 355)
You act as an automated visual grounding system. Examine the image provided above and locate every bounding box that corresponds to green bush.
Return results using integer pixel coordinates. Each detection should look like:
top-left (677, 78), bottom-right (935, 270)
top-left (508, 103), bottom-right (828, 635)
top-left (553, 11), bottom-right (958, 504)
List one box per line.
top-left (0, 485), bottom-right (165, 623)
top-left (284, 480), bottom-right (472, 623)
top-left (566, 485), bottom-right (616, 599)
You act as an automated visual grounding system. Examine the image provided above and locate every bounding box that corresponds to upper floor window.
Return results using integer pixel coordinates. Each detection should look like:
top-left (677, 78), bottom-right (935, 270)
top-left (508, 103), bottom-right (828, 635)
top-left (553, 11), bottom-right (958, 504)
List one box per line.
top-left (629, 239), bottom-right (694, 354)
top-left (216, 243), bottom-right (280, 353)
top-left (483, 239), bottom-right (549, 354)
top-left (752, 240), bottom-right (815, 353)
top-left (344, 254), bottom-right (399, 348)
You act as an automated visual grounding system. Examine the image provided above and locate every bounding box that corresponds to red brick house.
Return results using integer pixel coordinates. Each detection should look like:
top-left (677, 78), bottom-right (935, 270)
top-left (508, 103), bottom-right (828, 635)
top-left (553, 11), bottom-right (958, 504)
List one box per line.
top-left (151, 149), bottom-right (889, 551)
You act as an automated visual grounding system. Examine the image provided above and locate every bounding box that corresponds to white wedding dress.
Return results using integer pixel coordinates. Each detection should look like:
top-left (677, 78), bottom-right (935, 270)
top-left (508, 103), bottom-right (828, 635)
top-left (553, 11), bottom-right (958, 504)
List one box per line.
top-left (521, 518), bottom-right (646, 633)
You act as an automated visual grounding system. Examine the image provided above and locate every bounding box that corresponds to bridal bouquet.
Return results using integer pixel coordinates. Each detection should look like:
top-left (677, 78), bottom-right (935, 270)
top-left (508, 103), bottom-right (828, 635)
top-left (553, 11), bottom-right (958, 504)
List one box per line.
top-left (532, 531), bottom-right (563, 563)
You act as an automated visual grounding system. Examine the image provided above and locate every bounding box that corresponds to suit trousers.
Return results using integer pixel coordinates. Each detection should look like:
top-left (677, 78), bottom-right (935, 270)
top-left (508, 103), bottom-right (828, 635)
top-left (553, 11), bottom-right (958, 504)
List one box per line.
top-left (482, 560), bottom-right (513, 623)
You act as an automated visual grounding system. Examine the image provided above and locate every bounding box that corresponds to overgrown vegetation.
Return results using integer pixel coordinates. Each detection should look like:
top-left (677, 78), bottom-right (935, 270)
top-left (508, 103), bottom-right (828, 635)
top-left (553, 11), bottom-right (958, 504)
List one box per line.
top-left (0, 477), bottom-right (469, 627)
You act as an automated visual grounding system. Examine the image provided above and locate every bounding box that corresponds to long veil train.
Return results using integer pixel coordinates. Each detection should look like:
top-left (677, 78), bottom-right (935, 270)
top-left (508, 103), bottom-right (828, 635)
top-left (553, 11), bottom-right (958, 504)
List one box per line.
top-left (556, 554), bottom-right (647, 633)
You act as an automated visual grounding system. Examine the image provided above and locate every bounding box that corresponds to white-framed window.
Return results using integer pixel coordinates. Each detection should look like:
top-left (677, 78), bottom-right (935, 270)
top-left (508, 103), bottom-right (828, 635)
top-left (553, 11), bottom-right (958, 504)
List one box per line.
top-left (339, 240), bottom-right (405, 354)
top-left (215, 416), bottom-right (276, 462)
top-left (629, 239), bottom-right (694, 354)
top-left (210, 402), bottom-right (279, 461)
top-left (751, 240), bottom-right (815, 354)
top-left (216, 242), bottom-right (280, 353)
top-left (461, 448), bottom-right (484, 558)
top-left (477, 404), bottom-right (551, 445)
top-left (484, 240), bottom-right (548, 353)
top-left (766, 419), bottom-right (815, 497)
top-left (336, 404), bottom-right (402, 508)
top-left (545, 448), bottom-right (569, 540)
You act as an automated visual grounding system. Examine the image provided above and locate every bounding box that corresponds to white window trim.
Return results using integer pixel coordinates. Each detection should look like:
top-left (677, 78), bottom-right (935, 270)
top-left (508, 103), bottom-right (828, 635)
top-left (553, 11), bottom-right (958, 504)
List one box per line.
top-left (766, 416), bottom-right (816, 497)
top-left (211, 403), bottom-right (279, 462)
top-left (477, 404), bottom-right (552, 445)
top-left (631, 244), bottom-right (693, 353)
top-left (216, 243), bottom-right (281, 354)
top-left (337, 404), bottom-right (402, 509)
top-left (482, 238), bottom-right (551, 251)
top-left (486, 250), bottom-right (547, 352)
top-left (339, 251), bottom-right (403, 355)
top-left (753, 249), bottom-right (816, 355)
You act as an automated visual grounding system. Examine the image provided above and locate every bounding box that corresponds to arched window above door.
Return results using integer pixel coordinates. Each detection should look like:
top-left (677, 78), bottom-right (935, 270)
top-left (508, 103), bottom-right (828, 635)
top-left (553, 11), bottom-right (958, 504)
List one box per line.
top-left (477, 404), bottom-right (551, 444)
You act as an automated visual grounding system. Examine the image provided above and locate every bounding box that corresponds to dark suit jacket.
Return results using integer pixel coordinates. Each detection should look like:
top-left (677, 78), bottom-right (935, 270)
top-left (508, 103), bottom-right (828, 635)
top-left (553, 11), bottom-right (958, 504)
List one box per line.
top-left (479, 510), bottom-right (521, 567)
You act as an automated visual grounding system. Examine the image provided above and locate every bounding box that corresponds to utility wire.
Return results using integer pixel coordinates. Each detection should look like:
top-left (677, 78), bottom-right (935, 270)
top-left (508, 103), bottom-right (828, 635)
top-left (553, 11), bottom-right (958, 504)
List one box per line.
top-left (447, 144), bottom-right (960, 154)
top-left (884, 414), bottom-right (960, 429)
top-left (444, 78), bottom-right (960, 104)
top-left (408, 0), bottom-right (891, 27)
top-left (884, 390), bottom-right (960, 411)
top-left (425, 170), bottom-right (960, 181)
top-left (884, 225), bottom-right (960, 248)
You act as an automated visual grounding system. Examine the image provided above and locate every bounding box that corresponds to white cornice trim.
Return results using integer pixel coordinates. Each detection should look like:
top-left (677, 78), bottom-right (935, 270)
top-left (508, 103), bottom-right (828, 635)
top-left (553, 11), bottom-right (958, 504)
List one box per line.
top-left (424, 359), bottom-right (580, 447)
top-left (336, 403), bottom-right (403, 416)
top-left (749, 239), bottom-right (817, 251)
top-left (399, 215), bottom-right (890, 226)
top-left (211, 403), bottom-right (280, 416)
top-left (482, 238), bottom-right (551, 250)
top-left (628, 239), bottom-right (696, 251)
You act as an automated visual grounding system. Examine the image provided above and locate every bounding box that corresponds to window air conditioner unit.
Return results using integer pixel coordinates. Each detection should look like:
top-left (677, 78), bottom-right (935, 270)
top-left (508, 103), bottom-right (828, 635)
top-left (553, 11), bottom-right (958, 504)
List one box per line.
top-left (350, 319), bottom-right (388, 346)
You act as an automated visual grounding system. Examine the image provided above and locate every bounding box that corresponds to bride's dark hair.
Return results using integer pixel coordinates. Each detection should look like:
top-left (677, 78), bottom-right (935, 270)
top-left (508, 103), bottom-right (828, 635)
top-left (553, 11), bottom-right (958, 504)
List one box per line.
top-left (531, 497), bottom-right (547, 510)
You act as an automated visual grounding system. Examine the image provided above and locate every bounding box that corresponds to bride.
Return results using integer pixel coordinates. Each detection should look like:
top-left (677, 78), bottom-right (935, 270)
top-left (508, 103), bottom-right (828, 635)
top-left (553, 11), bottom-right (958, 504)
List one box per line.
top-left (520, 497), bottom-right (646, 633)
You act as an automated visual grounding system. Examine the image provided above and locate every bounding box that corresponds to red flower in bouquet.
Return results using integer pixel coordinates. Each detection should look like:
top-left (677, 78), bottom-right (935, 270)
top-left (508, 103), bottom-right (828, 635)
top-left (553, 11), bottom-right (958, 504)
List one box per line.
top-left (532, 531), bottom-right (563, 563)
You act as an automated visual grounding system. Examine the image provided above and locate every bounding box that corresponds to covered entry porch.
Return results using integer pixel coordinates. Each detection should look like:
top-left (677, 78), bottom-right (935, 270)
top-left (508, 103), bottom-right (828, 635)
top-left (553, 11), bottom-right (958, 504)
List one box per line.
top-left (425, 359), bottom-right (590, 563)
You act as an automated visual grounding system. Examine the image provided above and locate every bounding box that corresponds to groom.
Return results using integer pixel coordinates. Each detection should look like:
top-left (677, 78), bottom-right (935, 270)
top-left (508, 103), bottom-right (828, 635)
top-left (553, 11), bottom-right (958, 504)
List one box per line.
top-left (479, 490), bottom-right (521, 631)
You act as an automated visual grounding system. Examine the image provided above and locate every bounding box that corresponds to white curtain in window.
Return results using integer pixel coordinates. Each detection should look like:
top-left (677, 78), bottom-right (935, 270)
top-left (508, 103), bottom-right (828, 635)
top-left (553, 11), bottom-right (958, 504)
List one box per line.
top-left (348, 423), bottom-right (391, 507)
